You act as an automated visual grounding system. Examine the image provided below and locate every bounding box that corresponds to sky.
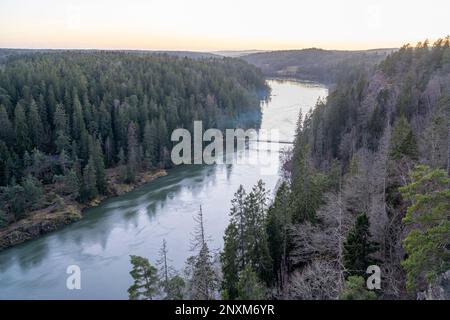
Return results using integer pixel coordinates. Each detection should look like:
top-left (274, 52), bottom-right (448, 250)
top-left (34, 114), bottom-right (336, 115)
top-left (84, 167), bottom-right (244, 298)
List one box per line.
top-left (0, 0), bottom-right (449, 51)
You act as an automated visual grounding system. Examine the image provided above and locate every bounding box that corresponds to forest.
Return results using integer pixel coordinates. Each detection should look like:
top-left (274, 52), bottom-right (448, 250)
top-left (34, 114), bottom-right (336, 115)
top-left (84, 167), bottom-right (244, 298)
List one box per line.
top-left (230, 38), bottom-right (450, 300)
top-left (0, 39), bottom-right (448, 301)
top-left (127, 38), bottom-right (450, 300)
top-left (0, 52), bottom-right (267, 230)
top-left (242, 48), bottom-right (395, 84)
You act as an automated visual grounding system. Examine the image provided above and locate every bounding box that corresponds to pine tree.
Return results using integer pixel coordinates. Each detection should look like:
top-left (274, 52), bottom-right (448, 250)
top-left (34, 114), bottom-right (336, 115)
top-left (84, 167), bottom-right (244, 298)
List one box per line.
top-left (164, 275), bottom-right (185, 300)
top-left (128, 255), bottom-right (159, 300)
top-left (343, 213), bottom-right (378, 278)
top-left (400, 165), bottom-right (450, 292)
top-left (340, 276), bottom-right (377, 300)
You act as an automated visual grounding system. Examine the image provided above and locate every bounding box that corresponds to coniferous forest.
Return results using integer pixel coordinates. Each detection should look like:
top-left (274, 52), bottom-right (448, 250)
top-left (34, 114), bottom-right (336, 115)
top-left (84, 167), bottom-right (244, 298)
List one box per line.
top-left (125, 38), bottom-right (450, 301)
top-left (220, 38), bottom-right (450, 300)
top-left (0, 39), bottom-right (449, 302)
top-left (2, 0), bottom-right (450, 310)
top-left (0, 52), bottom-right (267, 232)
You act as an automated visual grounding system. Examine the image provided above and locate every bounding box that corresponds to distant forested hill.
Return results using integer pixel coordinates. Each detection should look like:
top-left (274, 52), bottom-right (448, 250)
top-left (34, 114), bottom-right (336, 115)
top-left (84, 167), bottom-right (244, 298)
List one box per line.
top-left (0, 48), bottom-right (220, 62)
top-left (242, 48), bottom-right (396, 84)
top-left (0, 52), bottom-right (267, 228)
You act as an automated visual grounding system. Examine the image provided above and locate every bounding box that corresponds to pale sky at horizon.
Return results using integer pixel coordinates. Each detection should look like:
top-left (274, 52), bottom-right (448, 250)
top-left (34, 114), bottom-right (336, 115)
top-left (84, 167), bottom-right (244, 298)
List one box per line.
top-left (0, 0), bottom-right (449, 51)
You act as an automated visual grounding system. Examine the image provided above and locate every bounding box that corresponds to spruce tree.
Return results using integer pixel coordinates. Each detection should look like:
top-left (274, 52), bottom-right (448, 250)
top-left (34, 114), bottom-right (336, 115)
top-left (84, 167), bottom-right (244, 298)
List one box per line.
top-left (290, 126), bottom-right (325, 222)
top-left (245, 180), bottom-right (272, 284)
top-left (81, 156), bottom-right (98, 201)
top-left (93, 137), bottom-right (107, 194)
top-left (0, 105), bottom-right (13, 142)
top-left (221, 222), bottom-right (239, 299)
top-left (126, 122), bottom-right (138, 183)
top-left (186, 206), bottom-right (218, 300)
top-left (53, 104), bottom-right (69, 153)
top-left (343, 213), bottom-right (378, 278)
top-left (14, 103), bottom-right (30, 155)
top-left (221, 181), bottom-right (273, 299)
top-left (236, 265), bottom-right (266, 300)
top-left (229, 185), bottom-right (247, 269)
top-left (266, 181), bottom-right (291, 287)
top-left (27, 100), bottom-right (44, 148)
top-left (390, 116), bottom-right (419, 160)
top-left (143, 120), bottom-right (157, 169)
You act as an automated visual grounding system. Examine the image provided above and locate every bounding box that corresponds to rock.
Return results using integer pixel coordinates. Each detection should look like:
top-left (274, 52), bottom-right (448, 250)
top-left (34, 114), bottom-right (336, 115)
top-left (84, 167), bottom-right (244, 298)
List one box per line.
top-left (0, 169), bottom-right (167, 251)
top-left (0, 206), bottom-right (82, 251)
top-left (417, 270), bottom-right (450, 300)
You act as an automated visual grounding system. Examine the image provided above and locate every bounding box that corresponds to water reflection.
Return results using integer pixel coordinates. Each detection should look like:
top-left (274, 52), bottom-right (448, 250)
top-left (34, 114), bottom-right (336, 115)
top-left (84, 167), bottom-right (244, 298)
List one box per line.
top-left (0, 79), bottom-right (328, 299)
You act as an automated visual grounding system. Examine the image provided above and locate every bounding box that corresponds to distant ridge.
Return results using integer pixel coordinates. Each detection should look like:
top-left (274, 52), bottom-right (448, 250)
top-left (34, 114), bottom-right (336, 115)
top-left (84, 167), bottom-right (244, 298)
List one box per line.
top-left (0, 48), bottom-right (221, 61)
top-left (242, 48), bottom-right (398, 84)
top-left (213, 50), bottom-right (268, 58)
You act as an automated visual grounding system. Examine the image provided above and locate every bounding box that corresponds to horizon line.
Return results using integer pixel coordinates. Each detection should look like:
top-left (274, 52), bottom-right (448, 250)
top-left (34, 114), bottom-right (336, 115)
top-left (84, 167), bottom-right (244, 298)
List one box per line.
top-left (0, 46), bottom-right (400, 53)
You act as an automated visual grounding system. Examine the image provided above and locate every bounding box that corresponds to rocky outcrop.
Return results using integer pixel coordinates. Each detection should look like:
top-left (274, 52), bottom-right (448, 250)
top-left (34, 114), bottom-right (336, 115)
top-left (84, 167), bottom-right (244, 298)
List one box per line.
top-left (0, 205), bottom-right (82, 250)
top-left (0, 169), bottom-right (168, 251)
top-left (417, 270), bottom-right (450, 300)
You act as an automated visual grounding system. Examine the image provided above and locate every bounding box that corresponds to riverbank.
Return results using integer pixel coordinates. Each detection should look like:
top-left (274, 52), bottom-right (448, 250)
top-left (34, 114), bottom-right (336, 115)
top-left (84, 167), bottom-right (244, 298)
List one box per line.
top-left (0, 168), bottom-right (167, 251)
top-left (0, 79), bottom-right (328, 299)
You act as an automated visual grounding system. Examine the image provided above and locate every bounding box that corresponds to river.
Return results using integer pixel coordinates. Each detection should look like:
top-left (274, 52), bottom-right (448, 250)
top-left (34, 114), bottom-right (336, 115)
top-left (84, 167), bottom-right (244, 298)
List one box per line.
top-left (0, 79), bottom-right (327, 299)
